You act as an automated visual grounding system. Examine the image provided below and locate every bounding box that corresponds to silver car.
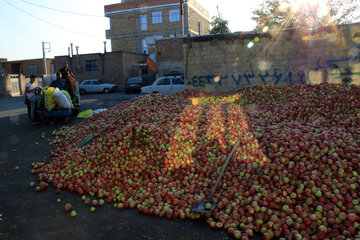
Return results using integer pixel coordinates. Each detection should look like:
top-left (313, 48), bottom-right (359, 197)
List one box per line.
top-left (79, 79), bottom-right (118, 95)
top-left (141, 76), bottom-right (184, 94)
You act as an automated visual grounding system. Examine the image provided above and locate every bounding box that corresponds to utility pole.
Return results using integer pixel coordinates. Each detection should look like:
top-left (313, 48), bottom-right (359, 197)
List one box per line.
top-left (180, 0), bottom-right (184, 36)
top-left (76, 46), bottom-right (80, 68)
top-left (70, 43), bottom-right (74, 70)
top-left (42, 42), bottom-right (50, 75)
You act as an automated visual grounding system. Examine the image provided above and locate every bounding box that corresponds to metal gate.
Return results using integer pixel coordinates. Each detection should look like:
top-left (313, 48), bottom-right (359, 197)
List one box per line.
top-left (10, 75), bottom-right (21, 96)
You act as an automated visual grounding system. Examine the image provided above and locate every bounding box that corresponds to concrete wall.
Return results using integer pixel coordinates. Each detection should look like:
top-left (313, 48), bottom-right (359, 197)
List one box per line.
top-left (156, 38), bottom-right (184, 76)
top-left (183, 23), bottom-right (360, 93)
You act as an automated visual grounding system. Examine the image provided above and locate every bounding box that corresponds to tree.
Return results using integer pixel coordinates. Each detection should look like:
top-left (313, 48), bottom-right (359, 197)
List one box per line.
top-left (209, 6), bottom-right (230, 34)
top-left (251, 0), bottom-right (360, 30)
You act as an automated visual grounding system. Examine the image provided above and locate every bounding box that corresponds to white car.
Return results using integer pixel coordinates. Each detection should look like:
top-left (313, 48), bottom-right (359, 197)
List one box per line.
top-left (79, 79), bottom-right (118, 94)
top-left (141, 76), bottom-right (185, 94)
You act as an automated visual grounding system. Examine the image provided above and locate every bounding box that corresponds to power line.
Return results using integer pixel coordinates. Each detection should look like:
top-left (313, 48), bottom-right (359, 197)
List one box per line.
top-left (17, 0), bottom-right (104, 18)
top-left (0, 7), bottom-right (28, 35)
top-left (2, 0), bottom-right (104, 39)
top-left (16, 0), bottom-right (185, 20)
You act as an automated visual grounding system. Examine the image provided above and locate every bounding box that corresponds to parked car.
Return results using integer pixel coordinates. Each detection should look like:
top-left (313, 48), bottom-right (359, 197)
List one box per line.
top-left (124, 77), bottom-right (144, 93)
top-left (79, 79), bottom-right (118, 95)
top-left (141, 75), bottom-right (184, 94)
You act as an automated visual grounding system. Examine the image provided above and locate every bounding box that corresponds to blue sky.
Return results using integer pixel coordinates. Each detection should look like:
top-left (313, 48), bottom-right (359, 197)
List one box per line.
top-left (0, 0), bottom-right (262, 61)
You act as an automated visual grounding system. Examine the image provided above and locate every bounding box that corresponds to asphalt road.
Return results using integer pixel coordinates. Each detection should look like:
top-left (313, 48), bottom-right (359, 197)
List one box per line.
top-left (0, 92), bottom-right (233, 240)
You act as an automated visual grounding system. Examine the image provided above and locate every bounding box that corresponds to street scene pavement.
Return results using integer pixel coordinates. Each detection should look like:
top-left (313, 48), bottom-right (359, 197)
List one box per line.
top-left (0, 92), bottom-right (232, 240)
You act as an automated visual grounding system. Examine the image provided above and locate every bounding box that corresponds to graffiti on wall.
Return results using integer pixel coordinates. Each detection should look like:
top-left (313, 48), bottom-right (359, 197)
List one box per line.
top-left (188, 53), bottom-right (306, 88)
top-left (316, 46), bottom-right (360, 84)
top-left (187, 45), bottom-right (360, 88)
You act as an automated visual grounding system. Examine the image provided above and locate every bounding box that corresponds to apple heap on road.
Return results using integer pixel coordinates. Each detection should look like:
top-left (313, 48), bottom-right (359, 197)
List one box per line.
top-left (32, 83), bottom-right (360, 239)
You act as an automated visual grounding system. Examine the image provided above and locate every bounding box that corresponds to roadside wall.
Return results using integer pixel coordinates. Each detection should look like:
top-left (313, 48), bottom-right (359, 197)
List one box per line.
top-left (183, 23), bottom-right (360, 93)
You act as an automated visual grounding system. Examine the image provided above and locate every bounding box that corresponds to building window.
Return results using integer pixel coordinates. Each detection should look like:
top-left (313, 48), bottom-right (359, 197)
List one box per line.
top-left (141, 14), bottom-right (147, 31)
top-left (85, 60), bottom-right (98, 72)
top-left (142, 39), bottom-right (148, 54)
top-left (152, 11), bottom-right (162, 24)
top-left (169, 9), bottom-right (180, 22)
top-left (28, 64), bottom-right (38, 76)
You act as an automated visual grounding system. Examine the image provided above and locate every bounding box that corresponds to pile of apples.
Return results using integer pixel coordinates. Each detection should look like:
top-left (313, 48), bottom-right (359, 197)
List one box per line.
top-left (33, 83), bottom-right (360, 239)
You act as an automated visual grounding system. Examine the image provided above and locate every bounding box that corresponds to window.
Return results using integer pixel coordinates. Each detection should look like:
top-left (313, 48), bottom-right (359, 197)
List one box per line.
top-left (157, 78), bottom-right (170, 85)
top-left (172, 77), bottom-right (184, 84)
top-left (152, 11), bottom-right (162, 24)
top-left (169, 9), bottom-right (180, 22)
top-left (83, 81), bottom-right (91, 85)
top-left (141, 14), bottom-right (147, 31)
top-left (85, 60), bottom-right (98, 72)
top-left (28, 64), bottom-right (38, 76)
top-left (92, 80), bottom-right (99, 85)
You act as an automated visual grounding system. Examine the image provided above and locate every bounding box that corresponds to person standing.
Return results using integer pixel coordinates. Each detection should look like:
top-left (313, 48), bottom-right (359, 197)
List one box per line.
top-left (25, 75), bottom-right (41, 124)
top-left (59, 62), bottom-right (75, 98)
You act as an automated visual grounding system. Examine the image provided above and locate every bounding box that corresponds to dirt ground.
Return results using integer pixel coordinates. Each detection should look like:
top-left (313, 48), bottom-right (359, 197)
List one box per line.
top-left (0, 93), bottom-right (240, 240)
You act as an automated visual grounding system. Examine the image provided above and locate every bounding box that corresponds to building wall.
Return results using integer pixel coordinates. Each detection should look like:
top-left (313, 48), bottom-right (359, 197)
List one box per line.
top-left (0, 58), bottom-right (7, 76)
top-left (183, 23), bottom-right (360, 93)
top-left (105, 0), bottom-right (209, 54)
top-left (187, 2), bottom-right (209, 35)
top-left (54, 51), bottom-right (148, 89)
top-left (111, 14), bottom-right (138, 36)
top-left (156, 38), bottom-right (184, 75)
top-left (112, 37), bottom-right (139, 53)
top-left (1, 59), bottom-right (54, 77)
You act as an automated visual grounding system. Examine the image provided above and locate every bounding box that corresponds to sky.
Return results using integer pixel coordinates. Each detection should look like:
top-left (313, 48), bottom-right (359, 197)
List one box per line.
top-left (0, 0), bottom-right (262, 61)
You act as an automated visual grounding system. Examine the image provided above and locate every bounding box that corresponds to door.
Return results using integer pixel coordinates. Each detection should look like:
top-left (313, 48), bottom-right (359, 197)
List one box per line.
top-left (82, 80), bottom-right (92, 92)
top-left (92, 80), bottom-right (101, 92)
top-left (171, 77), bottom-right (185, 93)
top-left (155, 77), bottom-right (171, 94)
top-left (10, 76), bottom-right (21, 96)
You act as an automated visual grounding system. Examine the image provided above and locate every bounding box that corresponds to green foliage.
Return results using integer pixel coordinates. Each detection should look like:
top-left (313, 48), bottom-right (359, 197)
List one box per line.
top-left (251, 0), bottom-right (360, 30)
top-left (209, 7), bottom-right (230, 34)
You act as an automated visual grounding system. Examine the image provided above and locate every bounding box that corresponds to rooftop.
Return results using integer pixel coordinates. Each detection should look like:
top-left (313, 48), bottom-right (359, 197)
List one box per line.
top-left (105, 0), bottom-right (180, 14)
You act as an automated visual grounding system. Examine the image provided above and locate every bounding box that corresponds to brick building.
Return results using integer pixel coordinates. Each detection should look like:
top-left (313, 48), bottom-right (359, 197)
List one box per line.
top-left (104, 0), bottom-right (209, 55)
top-left (0, 58), bottom-right (54, 96)
top-left (54, 51), bottom-right (154, 89)
top-left (1, 58), bottom-right (54, 77)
